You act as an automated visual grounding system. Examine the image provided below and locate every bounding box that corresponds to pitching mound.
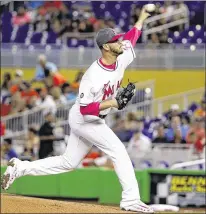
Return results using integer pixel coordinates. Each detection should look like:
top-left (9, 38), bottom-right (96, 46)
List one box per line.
top-left (1, 194), bottom-right (205, 213)
top-left (1, 194), bottom-right (128, 213)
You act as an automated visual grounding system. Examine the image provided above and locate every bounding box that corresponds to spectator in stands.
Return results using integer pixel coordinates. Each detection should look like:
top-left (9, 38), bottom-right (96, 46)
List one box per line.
top-left (105, 18), bottom-right (121, 34)
top-left (1, 138), bottom-right (18, 161)
top-left (165, 116), bottom-right (189, 141)
top-left (0, 122), bottom-right (6, 136)
top-left (10, 90), bottom-right (27, 114)
top-left (19, 146), bottom-right (35, 161)
top-left (85, 19), bottom-right (95, 32)
top-left (32, 54), bottom-right (58, 82)
top-left (26, 1), bottom-right (44, 10)
top-left (32, 54), bottom-right (66, 89)
top-left (9, 70), bottom-right (25, 103)
top-left (80, 149), bottom-right (114, 169)
top-left (36, 88), bottom-right (56, 114)
top-left (28, 127), bottom-right (39, 158)
top-left (169, 130), bottom-right (186, 144)
top-left (58, 19), bottom-right (73, 37)
top-left (130, 5), bottom-right (141, 26)
top-left (94, 18), bottom-right (107, 32)
top-left (12, 5), bottom-right (32, 26)
top-left (1, 72), bottom-right (12, 91)
top-left (72, 1), bottom-right (92, 13)
top-left (38, 111), bottom-right (56, 159)
top-left (159, 30), bottom-right (169, 44)
top-left (112, 114), bottom-right (132, 142)
top-left (45, 69), bottom-right (67, 89)
top-left (153, 124), bottom-right (168, 143)
top-left (44, 1), bottom-right (64, 13)
top-left (1, 72), bottom-right (12, 104)
top-left (160, 1), bottom-right (175, 21)
top-left (59, 70), bottom-right (83, 102)
top-left (127, 129), bottom-right (152, 159)
top-left (6, 79), bottom-right (37, 113)
top-left (70, 70), bottom-right (84, 93)
top-left (33, 14), bottom-right (50, 33)
top-left (193, 99), bottom-right (206, 119)
top-left (115, 112), bottom-right (141, 142)
top-left (165, 104), bottom-right (181, 124)
top-left (61, 82), bottom-right (75, 101)
top-left (78, 19), bottom-right (94, 33)
top-left (187, 131), bottom-right (205, 155)
top-left (148, 33), bottom-right (160, 47)
top-left (81, 148), bottom-right (101, 167)
top-left (50, 86), bottom-right (67, 105)
top-left (154, 2), bottom-right (161, 16)
top-left (111, 113), bottom-right (124, 132)
top-left (11, 69), bottom-right (24, 86)
top-left (172, 1), bottom-right (189, 32)
top-left (20, 82), bottom-right (38, 106)
top-left (20, 127), bottom-right (39, 161)
top-left (186, 117), bottom-right (205, 144)
top-left (125, 112), bottom-right (139, 131)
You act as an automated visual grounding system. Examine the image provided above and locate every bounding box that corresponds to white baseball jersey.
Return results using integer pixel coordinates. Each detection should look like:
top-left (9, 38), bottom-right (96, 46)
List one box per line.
top-left (76, 40), bottom-right (136, 117)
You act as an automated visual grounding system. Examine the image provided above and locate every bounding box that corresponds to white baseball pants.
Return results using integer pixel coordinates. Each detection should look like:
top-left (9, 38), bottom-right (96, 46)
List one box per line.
top-left (16, 104), bottom-right (140, 207)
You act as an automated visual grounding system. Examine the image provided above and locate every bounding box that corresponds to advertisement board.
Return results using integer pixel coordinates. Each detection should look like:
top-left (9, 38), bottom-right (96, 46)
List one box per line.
top-left (150, 172), bottom-right (206, 207)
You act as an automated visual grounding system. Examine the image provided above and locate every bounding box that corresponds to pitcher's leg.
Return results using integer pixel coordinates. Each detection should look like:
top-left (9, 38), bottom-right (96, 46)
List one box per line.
top-left (18, 132), bottom-right (92, 176)
top-left (74, 122), bottom-right (140, 207)
top-left (1, 132), bottom-right (92, 190)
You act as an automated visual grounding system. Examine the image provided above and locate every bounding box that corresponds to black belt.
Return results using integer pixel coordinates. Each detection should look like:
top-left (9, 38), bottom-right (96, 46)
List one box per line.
top-left (99, 114), bottom-right (107, 119)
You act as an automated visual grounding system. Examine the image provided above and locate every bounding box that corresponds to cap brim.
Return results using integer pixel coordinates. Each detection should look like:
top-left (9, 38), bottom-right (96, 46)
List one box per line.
top-left (109, 33), bottom-right (125, 42)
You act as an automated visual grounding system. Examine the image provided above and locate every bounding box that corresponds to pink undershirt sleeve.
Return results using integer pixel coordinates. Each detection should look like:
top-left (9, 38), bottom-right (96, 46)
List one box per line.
top-left (123, 27), bottom-right (142, 47)
top-left (80, 102), bottom-right (100, 116)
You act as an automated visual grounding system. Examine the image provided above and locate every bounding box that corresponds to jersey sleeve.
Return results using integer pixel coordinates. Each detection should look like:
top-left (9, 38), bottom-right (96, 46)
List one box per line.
top-left (118, 40), bottom-right (136, 68)
top-left (78, 79), bottom-right (95, 106)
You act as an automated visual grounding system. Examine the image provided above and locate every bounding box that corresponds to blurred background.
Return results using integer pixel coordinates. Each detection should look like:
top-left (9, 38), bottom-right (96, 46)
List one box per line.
top-left (1, 0), bottom-right (205, 168)
top-left (0, 0), bottom-right (205, 209)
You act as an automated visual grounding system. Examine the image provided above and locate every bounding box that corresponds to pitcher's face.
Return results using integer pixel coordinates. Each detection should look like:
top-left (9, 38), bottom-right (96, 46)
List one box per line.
top-left (108, 41), bottom-right (124, 55)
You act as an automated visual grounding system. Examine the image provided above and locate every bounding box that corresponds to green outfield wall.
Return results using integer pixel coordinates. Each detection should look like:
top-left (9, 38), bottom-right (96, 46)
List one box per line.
top-left (1, 167), bottom-right (205, 205)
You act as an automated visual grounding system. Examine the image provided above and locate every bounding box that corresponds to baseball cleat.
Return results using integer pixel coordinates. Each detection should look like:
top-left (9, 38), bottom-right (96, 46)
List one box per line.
top-left (121, 200), bottom-right (154, 213)
top-left (1, 158), bottom-right (20, 190)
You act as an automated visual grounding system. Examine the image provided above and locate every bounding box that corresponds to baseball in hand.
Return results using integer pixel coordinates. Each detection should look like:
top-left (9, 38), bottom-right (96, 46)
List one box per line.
top-left (145, 4), bottom-right (156, 12)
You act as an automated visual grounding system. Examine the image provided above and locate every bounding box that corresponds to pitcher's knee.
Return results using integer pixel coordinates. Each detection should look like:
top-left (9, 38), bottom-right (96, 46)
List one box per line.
top-left (111, 144), bottom-right (129, 160)
top-left (61, 155), bottom-right (79, 169)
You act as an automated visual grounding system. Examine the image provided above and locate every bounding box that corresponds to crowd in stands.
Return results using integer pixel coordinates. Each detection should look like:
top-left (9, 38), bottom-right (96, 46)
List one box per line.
top-left (1, 87), bottom-right (205, 167)
top-left (0, 1), bottom-right (205, 167)
top-left (130, 1), bottom-right (189, 45)
top-left (9, 1), bottom-right (121, 39)
top-left (2, 1), bottom-right (203, 45)
top-left (1, 54), bottom-right (82, 116)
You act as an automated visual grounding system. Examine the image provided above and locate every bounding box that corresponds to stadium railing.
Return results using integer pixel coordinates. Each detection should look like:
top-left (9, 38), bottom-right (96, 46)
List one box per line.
top-left (106, 87), bottom-right (204, 125)
top-left (1, 43), bottom-right (205, 69)
top-left (1, 87), bottom-right (204, 140)
top-left (170, 158), bottom-right (205, 169)
top-left (143, 7), bottom-right (190, 42)
top-left (128, 143), bottom-right (205, 169)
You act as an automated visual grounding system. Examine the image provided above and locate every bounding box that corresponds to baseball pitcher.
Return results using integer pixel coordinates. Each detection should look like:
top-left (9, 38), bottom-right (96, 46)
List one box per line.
top-left (2, 6), bottom-right (153, 213)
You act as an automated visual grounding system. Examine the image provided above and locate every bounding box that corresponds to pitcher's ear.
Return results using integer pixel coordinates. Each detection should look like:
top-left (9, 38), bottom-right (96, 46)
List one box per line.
top-left (102, 44), bottom-right (109, 51)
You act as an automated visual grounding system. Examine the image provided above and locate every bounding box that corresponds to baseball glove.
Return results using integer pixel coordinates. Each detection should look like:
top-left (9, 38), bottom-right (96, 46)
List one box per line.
top-left (115, 82), bottom-right (136, 110)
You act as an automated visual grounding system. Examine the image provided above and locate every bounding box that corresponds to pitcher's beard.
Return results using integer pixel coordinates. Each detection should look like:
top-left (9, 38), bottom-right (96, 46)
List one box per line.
top-left (111, 48), bottom-right (123, 56)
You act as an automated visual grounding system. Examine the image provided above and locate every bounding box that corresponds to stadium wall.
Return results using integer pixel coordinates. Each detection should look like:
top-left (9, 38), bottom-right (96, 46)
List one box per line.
top-left (1, 167), bottom-right (205, 206)
top-left (1, 68), bottom-right (204, 98)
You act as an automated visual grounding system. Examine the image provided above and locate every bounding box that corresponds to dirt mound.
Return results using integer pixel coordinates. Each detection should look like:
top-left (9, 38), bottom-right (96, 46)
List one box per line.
top-left (1, 194), bottom-right (126, 213)
top-left (1, 194), bottom-right (205, 213)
